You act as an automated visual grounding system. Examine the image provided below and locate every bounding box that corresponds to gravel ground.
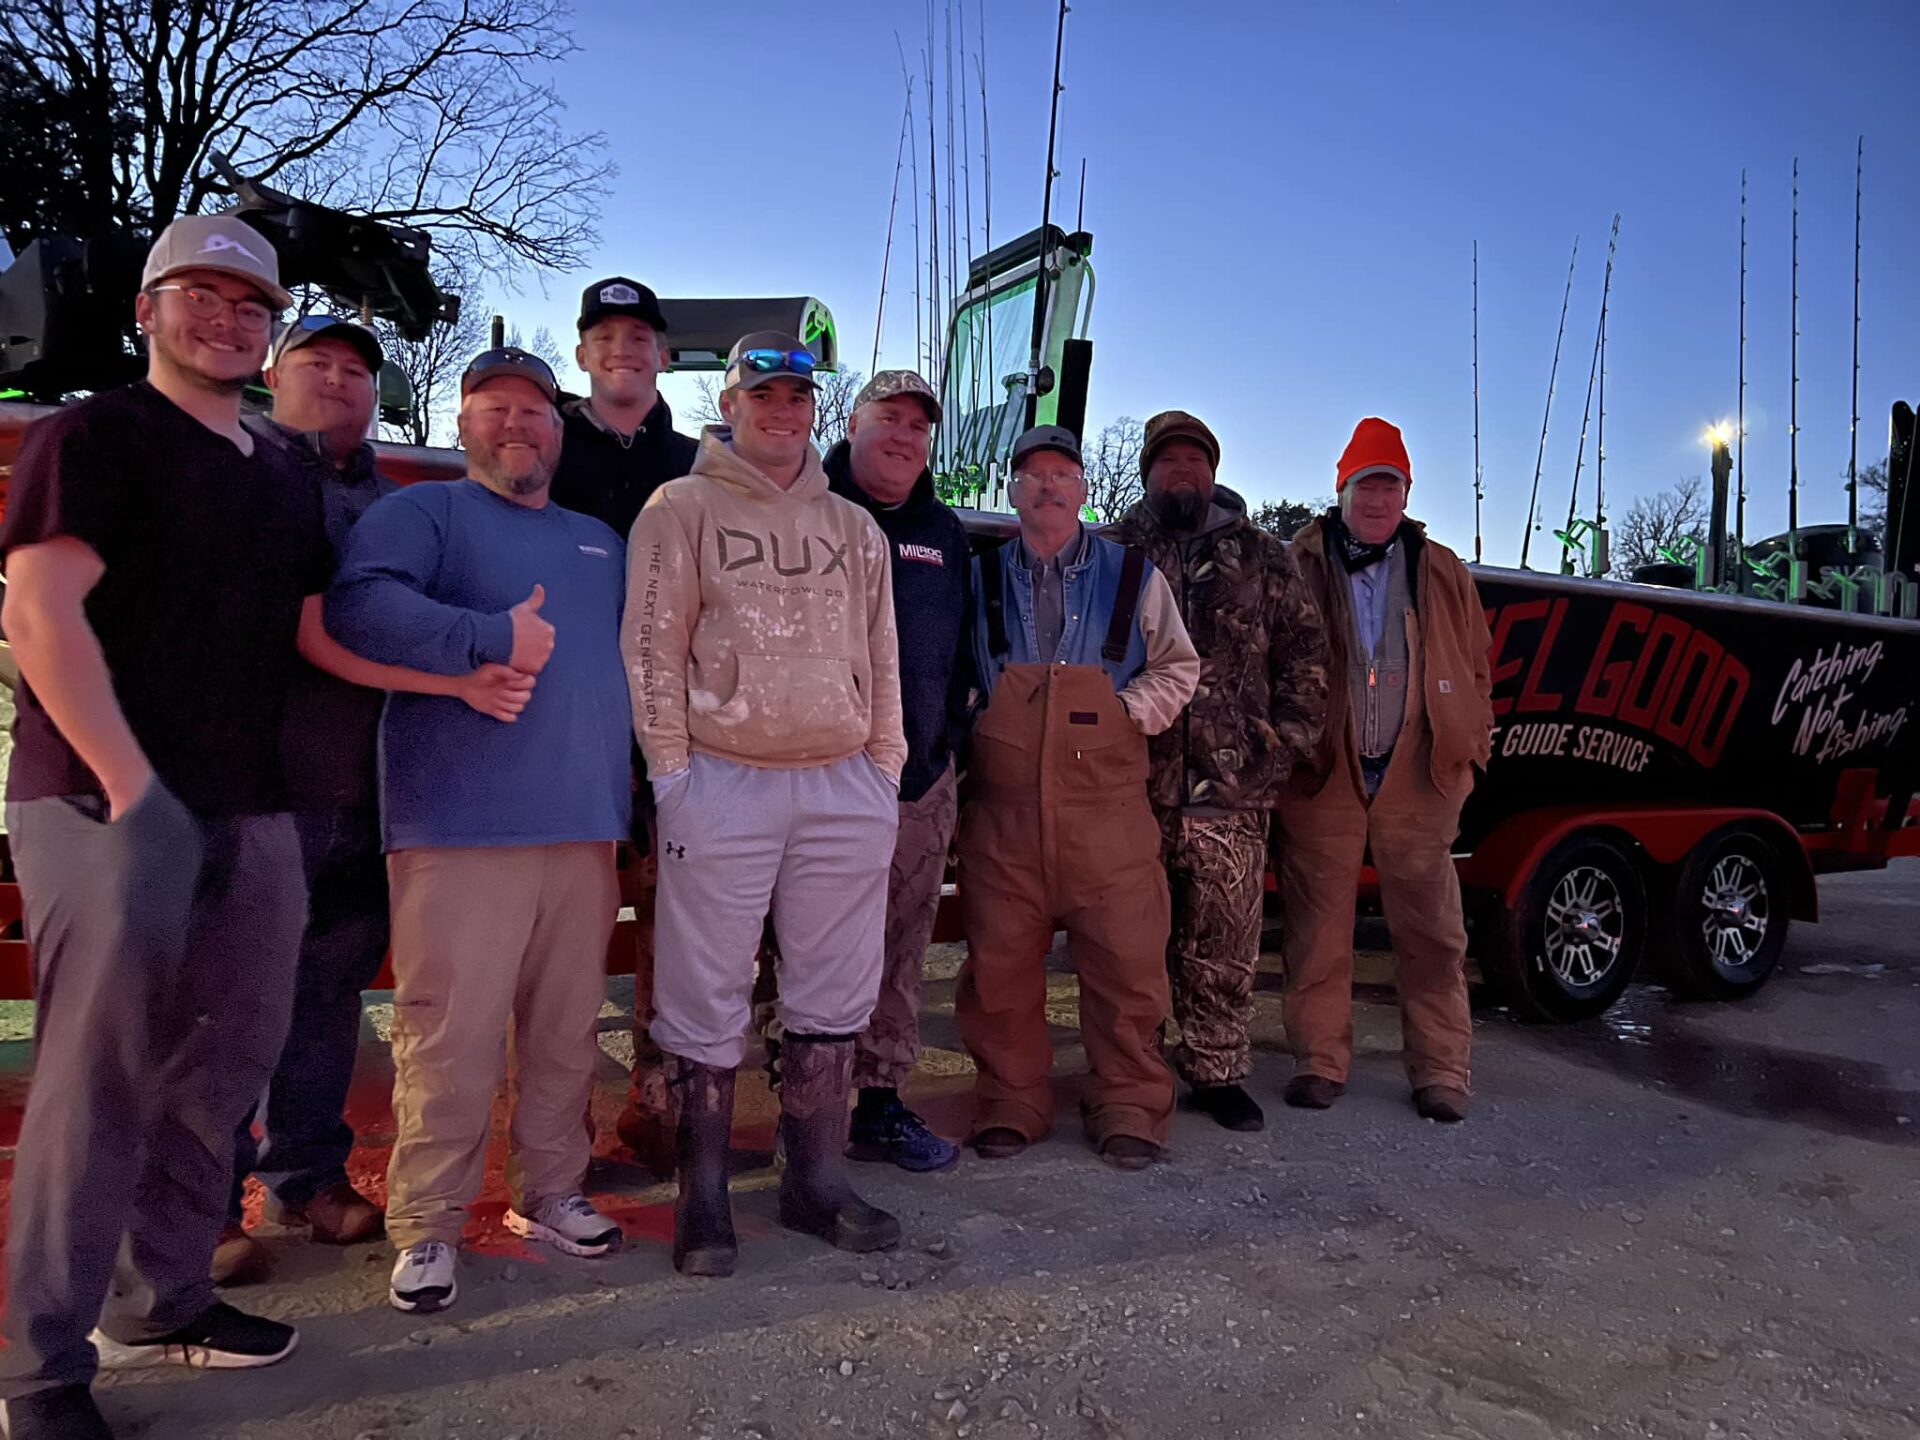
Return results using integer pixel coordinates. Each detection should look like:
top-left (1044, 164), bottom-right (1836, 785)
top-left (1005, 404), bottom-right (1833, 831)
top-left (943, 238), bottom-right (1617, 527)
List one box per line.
top-left (17, 862), bottom-right (1920, 1439)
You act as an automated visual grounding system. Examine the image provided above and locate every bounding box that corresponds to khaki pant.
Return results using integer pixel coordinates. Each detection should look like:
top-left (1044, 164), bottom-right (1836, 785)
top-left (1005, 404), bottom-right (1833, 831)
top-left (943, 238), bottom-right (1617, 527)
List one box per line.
top-left (386, 842), bottom-right (619, 1249)
top-left (955, 665), bottom-right (1175, 1147)
top-left (1275, 728), bottom-right (1472, 1093)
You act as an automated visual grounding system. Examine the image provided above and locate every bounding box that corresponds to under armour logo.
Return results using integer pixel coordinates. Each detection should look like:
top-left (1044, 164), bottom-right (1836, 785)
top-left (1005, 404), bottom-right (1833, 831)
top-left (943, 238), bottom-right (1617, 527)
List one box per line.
top-left (199, 233), bottom-right (265, 263)
top-left (662, 841), bottom-right (686, 859)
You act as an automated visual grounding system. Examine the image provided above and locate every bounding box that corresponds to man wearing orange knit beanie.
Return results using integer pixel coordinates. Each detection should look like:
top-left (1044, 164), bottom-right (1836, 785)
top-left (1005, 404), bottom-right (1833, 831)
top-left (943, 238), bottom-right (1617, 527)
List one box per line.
top-left (1275, 418), bottom-right (1492, 1122)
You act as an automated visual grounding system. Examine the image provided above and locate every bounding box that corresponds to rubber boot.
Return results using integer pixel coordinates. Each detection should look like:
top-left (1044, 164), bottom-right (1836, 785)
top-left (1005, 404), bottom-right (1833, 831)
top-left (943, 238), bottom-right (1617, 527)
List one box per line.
top-left (776, 1034), bottom-right (902, 1254)
top-left (665, 1054), bottom-right (737, 1276)
top-left (616, 1046), bottom-right (678, 1180)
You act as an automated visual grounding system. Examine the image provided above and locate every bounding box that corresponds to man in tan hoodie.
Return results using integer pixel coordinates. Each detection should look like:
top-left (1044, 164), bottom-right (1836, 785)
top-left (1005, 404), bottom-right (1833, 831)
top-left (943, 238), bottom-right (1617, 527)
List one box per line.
top-left (624, 331), bottom-right (907, 1278)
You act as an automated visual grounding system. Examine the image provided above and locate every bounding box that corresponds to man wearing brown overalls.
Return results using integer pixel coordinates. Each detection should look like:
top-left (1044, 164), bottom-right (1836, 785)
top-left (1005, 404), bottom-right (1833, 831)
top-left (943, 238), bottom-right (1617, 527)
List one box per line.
top-left (955, 426), bottom-right (1199, 1169)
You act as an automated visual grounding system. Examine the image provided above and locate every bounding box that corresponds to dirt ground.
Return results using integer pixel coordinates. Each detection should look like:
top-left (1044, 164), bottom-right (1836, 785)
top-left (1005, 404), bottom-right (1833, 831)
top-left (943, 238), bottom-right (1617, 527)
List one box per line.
top-left (8, 861), bottom-right (1918, 1440)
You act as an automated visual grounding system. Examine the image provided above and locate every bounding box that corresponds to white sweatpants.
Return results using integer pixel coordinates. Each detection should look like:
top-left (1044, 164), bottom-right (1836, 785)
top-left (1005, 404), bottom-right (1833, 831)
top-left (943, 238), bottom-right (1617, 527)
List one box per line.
top-left (650, 752), bottom-right (899, 1069)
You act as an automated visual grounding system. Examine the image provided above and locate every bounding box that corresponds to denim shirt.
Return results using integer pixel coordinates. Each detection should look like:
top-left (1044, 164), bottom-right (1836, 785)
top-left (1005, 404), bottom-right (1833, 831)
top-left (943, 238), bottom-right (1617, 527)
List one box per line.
top-left (971, 527), bottom-right (1151, 712)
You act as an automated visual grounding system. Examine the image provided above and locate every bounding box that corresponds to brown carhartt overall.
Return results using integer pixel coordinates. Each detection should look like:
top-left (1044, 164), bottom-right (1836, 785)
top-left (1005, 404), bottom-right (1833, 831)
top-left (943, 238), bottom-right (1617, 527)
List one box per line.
top-left (954, 663), bottom-right (1176, 1147)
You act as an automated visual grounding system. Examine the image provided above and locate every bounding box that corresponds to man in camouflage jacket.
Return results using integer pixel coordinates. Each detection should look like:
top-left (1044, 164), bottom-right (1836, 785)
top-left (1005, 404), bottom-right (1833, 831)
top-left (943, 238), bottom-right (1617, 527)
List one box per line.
top-left (1110, 411), bottom-right (1329, 1132)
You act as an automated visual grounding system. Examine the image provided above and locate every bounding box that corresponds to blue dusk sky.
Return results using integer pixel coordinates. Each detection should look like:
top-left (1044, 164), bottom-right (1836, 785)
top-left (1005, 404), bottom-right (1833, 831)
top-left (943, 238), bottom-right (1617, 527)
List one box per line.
top-left (503, 1), bottom-right (1918, 561)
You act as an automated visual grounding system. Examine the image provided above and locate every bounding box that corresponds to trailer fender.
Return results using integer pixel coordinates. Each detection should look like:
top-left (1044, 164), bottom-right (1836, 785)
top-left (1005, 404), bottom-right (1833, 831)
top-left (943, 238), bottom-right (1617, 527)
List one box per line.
top-left (1457, 805), bottom-right (1817, 922)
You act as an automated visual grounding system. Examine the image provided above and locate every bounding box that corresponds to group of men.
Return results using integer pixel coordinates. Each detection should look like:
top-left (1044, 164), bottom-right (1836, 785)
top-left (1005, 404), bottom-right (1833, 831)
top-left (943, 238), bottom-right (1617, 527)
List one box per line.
top-left (0, 215), bottom-right (1493, 1440)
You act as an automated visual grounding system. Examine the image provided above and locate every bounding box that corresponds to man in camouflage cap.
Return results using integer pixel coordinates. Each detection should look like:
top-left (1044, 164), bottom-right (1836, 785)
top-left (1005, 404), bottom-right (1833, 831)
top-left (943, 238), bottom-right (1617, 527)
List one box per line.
top-left (1110, 410), bottom-right (1329, 1133)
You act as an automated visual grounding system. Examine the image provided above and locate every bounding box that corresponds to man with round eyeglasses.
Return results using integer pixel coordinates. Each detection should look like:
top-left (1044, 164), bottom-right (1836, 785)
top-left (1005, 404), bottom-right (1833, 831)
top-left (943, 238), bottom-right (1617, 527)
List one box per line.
top-left (0, 215), bottom-right (329, 1439)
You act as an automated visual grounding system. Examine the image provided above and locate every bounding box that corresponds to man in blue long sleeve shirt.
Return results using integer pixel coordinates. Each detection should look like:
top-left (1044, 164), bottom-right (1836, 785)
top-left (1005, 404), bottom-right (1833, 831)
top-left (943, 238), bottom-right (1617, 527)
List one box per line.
top-left (326, 347), bottom-right (632, 1315)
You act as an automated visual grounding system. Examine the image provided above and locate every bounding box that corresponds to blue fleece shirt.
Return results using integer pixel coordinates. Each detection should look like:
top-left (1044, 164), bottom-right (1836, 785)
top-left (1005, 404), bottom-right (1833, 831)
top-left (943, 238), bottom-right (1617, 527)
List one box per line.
top-left (326, 479), bottom-right (632, 851)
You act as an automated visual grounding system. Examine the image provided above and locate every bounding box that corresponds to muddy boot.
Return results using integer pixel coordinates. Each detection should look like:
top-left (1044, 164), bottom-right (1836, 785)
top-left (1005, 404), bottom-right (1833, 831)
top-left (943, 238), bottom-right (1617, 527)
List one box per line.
top-left (776, 1035), bottom-right (901, 1254)
top-left (616, 1049), bottom-right (679, 1181)
top-left (665, 1054), bottom-right (737, 1276)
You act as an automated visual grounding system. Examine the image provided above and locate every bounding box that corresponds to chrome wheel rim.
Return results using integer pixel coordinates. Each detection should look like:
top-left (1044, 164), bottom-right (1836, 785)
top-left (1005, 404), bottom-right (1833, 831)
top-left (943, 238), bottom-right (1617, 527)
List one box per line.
top-left (1700, 853), bottom-right (1770, 971)
top-left (1542, 863), bottom-right (1626, 989)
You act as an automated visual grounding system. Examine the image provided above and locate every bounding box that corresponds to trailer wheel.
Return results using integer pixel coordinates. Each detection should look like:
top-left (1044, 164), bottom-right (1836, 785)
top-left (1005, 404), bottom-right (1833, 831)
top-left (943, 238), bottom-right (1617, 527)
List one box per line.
top-left (1669, 828), bottom-right (1789, 1000)
top-left (1487, 835), bottom-right (1646, 1022)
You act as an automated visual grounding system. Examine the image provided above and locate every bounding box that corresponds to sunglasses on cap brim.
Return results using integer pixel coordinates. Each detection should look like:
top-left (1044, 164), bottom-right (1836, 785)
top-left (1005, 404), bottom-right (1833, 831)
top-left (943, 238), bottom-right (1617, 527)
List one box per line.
top-left (735, 348), bottom-right (817, 377)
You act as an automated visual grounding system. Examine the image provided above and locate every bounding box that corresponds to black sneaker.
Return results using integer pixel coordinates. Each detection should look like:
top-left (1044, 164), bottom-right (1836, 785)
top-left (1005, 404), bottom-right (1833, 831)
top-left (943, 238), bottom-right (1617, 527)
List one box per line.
top-left (3, 1384), bottom-right (114, 1440)
top-left (847, 1095), bottom-right (960, 1172)
top-left (90, 1302), bottom-right (298, 1371)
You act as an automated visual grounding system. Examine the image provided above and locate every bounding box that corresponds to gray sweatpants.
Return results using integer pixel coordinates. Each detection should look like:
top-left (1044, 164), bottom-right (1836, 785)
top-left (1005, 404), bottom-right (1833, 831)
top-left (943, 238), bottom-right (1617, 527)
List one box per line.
top-left (0, 786), bottom-right (305, 1398)
top-left (652, 752), bottom-right (898, 1069)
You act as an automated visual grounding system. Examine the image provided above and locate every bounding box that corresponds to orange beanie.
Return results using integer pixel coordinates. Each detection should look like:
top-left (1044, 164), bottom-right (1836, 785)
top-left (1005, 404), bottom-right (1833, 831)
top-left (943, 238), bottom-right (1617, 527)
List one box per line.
top-left (1335, 417), bottom-right (1412, 492)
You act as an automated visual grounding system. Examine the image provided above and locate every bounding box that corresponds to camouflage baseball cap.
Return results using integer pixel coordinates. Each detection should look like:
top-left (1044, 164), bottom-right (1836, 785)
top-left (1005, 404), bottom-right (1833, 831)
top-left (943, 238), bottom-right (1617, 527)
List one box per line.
top-left (853, 369), bottom-right (942, 424)
top-left (1143, 410), bottom-right (1220, 473)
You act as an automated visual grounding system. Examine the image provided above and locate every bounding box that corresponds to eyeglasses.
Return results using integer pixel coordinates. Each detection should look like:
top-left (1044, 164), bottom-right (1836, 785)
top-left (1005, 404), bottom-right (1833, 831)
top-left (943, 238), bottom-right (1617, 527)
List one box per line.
top-left (734, 348), bottom-right (816, 378)
top-left (148, 284), bottom-right (279, 332)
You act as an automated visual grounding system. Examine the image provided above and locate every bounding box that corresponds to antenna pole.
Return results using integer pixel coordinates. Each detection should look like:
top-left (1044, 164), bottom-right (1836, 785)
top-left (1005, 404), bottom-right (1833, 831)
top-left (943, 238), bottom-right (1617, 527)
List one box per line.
top-left (1026, 0), bottom-right (1069, 430)
top-left (1521, 235), bottom-right (1578, 569)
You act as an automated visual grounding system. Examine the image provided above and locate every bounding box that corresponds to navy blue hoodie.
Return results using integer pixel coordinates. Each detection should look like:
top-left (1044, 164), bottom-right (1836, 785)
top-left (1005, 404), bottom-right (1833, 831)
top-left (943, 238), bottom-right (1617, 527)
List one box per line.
top-left (824, 440), bottom-right (972, 803)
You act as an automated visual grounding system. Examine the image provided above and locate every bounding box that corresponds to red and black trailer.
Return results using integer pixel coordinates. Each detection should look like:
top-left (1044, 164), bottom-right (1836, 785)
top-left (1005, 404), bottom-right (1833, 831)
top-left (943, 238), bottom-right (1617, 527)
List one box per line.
top-left (1455, 565), bottom-right (1919, 1022)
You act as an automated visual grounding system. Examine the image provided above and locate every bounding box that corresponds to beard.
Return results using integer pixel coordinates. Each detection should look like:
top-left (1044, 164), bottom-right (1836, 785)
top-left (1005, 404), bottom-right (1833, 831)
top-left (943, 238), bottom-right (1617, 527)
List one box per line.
top-left (1151, 486), bottom-right (1208, 531)
top-left (470, 439), bottom-right (557, 496)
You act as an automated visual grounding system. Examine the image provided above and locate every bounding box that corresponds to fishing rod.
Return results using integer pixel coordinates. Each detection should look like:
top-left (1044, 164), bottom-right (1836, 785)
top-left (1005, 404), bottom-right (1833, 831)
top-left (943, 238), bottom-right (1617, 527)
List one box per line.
top-left (1737, 169), bottom-right (1747, 558)
top-left (872, 89), bottom-right (913, 376)
top-left (1520, 235), bottom-right (1578, 570)
top-left (975, 6), bottom-right (997, 495)
top-left (956, 0), bottom-right (981, 451)
top-left (1472, 241), bottom-right (1484, 564)
top-left (944, 0), bottom-right (958, 374)
top-left (1564, 215), bottom-right (1619, 573)
top-left (896, 36), bottom-right (924, 375)
top-left (1789, 156), bottom-right (1800, 538)
top-left (1025, 0), bottom-right (1069, 430)
top-left (925, 17), bottom-right (941, 389)
top-left (1849, 136), bottom-right (1862, 536)
top-left (1594, 220), bottom-right (1614, 568)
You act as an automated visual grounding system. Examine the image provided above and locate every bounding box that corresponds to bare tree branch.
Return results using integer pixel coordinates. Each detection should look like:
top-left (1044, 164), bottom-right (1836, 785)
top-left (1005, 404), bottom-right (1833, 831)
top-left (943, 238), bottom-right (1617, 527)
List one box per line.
top-left (3, 0), bottom-right (609, 281)
top-left (1082, 416), bottom-right (1145, 523)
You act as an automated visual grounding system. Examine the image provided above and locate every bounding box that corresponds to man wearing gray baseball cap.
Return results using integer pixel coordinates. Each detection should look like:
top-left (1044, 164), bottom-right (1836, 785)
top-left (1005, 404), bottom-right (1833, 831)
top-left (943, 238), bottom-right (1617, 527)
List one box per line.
top-left (0, 214), bottom-right (322, 1438)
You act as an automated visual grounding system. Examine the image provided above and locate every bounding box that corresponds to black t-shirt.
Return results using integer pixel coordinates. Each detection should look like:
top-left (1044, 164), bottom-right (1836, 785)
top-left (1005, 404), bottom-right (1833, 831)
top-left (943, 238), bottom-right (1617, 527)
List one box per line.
top-left (0, 382), bottom-right (331, 815)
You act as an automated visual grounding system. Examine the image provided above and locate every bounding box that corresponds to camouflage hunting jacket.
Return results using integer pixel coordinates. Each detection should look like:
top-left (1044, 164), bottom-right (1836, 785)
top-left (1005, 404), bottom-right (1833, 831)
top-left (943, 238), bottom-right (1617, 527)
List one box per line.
top-left (1110, 487), bottom-right (1330, 811)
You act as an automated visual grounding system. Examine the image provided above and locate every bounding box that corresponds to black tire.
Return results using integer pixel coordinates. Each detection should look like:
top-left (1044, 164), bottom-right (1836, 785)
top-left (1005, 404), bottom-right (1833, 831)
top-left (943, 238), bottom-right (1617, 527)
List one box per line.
top-left (1668, 827), bottom-right (1790, 1000)
top-left (1485, 834), bottom-right (1647, 1022)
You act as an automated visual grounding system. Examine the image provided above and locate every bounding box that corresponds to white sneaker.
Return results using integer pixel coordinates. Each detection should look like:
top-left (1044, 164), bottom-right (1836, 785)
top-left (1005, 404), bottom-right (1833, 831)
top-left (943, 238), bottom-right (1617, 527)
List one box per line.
top-left (389, 1241), bottom-right (458, 1313)
top-left (504, 1193), bottom-right (622, 1257)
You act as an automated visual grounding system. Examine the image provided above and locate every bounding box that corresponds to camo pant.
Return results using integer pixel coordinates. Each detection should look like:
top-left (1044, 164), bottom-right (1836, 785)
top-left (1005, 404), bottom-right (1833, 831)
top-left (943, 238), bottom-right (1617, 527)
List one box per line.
top-left (854, 764), bottom-right (959, 1088)
top-left (1159, 810), bottom-right (1270, 1086)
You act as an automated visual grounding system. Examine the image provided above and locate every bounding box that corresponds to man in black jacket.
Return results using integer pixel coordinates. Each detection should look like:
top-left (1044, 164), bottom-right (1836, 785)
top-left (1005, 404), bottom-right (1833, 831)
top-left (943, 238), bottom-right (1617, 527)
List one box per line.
top-left (550, 277), bottom-right (698, 1176)
top-left (822, 370), bottom-right (972, 1171)
top-left (550, 277), bottom-right (698, 537)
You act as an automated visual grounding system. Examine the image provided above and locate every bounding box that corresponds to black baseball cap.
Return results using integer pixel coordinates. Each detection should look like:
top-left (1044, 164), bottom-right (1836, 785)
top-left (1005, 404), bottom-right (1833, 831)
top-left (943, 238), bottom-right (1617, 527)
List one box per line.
top-left (578, 276), bottom-right (668, 334)
top-left (267, 315), bottom-right (384, 372)
top-left (1011, 424), bottom-right (1083, 469)
top-left (460, 346), bottom-right (559, 403)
